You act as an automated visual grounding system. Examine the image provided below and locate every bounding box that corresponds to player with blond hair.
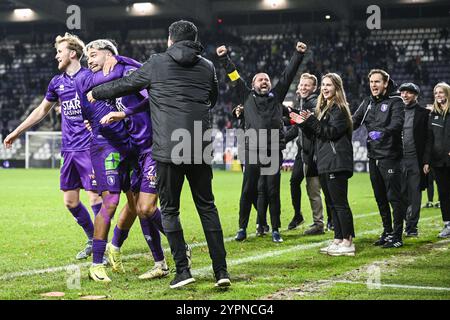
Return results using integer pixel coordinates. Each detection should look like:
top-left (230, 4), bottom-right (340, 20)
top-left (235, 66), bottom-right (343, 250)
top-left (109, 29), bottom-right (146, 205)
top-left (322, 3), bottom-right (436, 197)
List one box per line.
top-left (4, 33), bottom-right (103, 260)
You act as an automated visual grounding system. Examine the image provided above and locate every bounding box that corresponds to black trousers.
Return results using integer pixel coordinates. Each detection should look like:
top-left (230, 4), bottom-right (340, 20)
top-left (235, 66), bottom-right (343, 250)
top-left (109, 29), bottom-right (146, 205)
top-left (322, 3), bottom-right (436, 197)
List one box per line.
top-left (427, 169), bottom-right (435, 202)
top-left (433, 166), bottom-right (450, 222)
top-left (256, 176), bottom-right (269, 227)
top-left (319, 172), bottom-right (355, 239)
top-left (369, 158), bottom-right (407, 239)
top-left (401, 157), bottom-right (422, 232)
top-left (156, 161), bottom-right (227, 275)
top-left (239, 158), bottom-right (282, 231)
top-left (290, 154), bottom-right (305, 218)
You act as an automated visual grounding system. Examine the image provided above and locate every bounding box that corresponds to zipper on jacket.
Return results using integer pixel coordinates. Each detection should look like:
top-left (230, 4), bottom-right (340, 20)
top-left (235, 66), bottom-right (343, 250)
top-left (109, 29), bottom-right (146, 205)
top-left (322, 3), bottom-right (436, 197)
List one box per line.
top-left (330, 141), bottom-right (337, 154)
top-left (360, 103), bottom-right (372, 125)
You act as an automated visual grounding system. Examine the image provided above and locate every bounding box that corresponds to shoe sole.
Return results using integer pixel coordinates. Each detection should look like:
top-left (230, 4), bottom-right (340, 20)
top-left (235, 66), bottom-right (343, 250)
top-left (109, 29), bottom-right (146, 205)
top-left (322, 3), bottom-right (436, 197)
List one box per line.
top-left (88, 272), bottom-right (112, 283)
top-left (288, 221), bottom-right (305, 230)
top-left (170, 277), bottom-right (196, 289)
top-left (215, 279), bottom-right (231, 287)
top-left (382, 244), bottom-right (403, 249)
top-left (139, 271), bottom-right (170, 280)
top-left (327, 252), bottom-right (355, 256)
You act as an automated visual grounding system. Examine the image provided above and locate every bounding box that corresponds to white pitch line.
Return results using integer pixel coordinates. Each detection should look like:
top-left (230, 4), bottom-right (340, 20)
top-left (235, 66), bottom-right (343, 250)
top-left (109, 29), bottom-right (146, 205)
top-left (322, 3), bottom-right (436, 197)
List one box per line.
top-left (192, 229), bottom-right (382, 277)
top-left (0, 212), bottom-right (435, 281)
top-left (321, 280), bottom-right (450, 292)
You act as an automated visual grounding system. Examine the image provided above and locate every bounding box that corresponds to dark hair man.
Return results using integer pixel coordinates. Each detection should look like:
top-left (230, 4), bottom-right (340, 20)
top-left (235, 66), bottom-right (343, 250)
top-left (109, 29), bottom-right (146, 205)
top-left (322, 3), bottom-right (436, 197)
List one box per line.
top-left (89, 20), bottom-right (230, 289)
top-left (352, 69), bottom-right (408, 248)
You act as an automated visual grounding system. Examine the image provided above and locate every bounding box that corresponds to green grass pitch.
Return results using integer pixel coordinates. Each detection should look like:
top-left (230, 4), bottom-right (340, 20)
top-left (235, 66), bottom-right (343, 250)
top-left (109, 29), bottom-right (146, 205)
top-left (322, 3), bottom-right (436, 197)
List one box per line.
top-left (0, 169), bottom-right (449, 300)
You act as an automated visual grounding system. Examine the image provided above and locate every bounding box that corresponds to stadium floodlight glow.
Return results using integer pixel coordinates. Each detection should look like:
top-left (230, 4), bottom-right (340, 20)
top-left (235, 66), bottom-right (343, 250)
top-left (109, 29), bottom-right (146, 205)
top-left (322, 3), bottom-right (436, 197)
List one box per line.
top-left (262, 0), bottom-right (288, 10)
top-left (325, 15), bottom-right (331, 20)
top-left (13, 8), bottom-right (34, 19)
top-left (131, 2), bottom-right (155, 15)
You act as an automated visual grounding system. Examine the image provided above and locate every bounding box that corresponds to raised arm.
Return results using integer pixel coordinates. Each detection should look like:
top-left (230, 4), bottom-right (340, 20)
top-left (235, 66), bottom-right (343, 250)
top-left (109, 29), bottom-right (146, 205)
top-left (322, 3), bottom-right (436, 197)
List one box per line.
top-left (210, 64), bottom-right (219, 108)
top-left (92, 56), bottom-right (154, 100)
top-left (272, 42), bottom-right (307, 101)
top-left (216, 45), bottom-right (251, 105)
top-left (103, 55), bottom-right (142, 76)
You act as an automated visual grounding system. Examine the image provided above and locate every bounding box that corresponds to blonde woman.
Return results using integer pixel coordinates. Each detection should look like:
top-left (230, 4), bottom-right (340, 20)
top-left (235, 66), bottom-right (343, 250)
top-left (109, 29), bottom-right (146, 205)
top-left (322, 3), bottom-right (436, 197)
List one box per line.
top-left (424, 82), bottom-right (450, 238)
top-left (290, 73), bottom-right (355, 256)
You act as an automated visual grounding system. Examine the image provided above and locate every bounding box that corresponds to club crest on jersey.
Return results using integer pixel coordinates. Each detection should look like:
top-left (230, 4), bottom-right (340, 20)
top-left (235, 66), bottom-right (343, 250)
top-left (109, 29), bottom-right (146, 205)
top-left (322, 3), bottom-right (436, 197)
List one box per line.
top-left (380, 104), bottom-right (388, 112)
top-left (58, 85), bottom-right (65, 91)
top-left (107, 175), bottom-right (115, 186)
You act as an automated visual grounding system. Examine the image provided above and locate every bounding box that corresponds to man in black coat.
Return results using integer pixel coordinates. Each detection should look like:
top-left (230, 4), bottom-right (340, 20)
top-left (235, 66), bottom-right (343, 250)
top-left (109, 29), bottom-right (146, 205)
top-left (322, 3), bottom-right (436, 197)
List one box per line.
top-left (89, 20), bottom-right (230, 289)
top-left (216, 41), bottom-right (307, 243)
top-left (353, 69), bottom-right (408, 248)
top-left (399, 83), bottom-right (430, 237)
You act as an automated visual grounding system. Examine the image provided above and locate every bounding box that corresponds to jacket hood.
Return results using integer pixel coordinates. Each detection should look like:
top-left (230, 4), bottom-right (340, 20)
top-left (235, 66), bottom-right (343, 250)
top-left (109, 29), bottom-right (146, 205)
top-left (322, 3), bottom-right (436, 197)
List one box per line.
top-left (166, 40), bottom-right (203, 67)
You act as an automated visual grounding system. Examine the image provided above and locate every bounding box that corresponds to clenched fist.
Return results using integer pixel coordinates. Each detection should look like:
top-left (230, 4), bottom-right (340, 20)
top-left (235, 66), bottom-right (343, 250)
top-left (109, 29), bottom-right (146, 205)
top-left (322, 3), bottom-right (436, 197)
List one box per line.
top-left (216, 45), bottom-right (228, 57)
top-left (296, 42), bottom-right (307, 53)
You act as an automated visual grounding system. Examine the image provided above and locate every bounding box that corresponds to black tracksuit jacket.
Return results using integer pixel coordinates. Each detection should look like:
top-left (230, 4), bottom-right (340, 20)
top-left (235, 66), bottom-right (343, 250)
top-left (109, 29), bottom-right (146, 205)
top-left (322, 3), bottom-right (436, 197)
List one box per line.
top-left (92, 40), bottom-right (218, 164)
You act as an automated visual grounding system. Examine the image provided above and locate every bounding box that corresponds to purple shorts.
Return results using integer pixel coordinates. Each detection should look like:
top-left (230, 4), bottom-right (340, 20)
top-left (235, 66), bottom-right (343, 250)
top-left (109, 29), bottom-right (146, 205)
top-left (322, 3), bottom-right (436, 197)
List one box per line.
top-left (90, 143), bottom-right (131, 194)
top-left (60, 150), bottom-right (96, 191)
top-left (131, 151), bottom-right (157, 194)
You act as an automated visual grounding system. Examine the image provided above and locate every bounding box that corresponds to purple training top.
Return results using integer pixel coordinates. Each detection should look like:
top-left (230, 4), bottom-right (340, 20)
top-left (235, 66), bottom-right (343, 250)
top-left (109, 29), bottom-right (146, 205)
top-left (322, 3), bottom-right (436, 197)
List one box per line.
top-left (74, 64), bottom-right (130, 147)
top-left (115, 64), bottom-right (152, 155)
top-left (45, 67), bottom-right (92, 152)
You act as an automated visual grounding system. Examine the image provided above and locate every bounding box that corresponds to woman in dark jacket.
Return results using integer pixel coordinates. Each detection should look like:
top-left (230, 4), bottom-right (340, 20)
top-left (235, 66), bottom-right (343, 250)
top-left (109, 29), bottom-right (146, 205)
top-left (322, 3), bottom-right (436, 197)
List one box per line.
top-left (290, 73), bottom-right (355, 256)
top-left (424, 82), bottom-right (450, 238)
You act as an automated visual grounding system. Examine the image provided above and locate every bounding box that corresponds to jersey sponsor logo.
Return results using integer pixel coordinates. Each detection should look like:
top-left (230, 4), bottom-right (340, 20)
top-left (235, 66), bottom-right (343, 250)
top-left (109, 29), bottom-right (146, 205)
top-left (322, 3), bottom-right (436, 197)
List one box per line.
top-left (61, 92), bottom-right (82, 117)
top-left (380, 104), bottom-right (388, 112)
top-left (105, 152), bottom-right (120, 170)
top-left (107, 175), bottom-right (115, 186)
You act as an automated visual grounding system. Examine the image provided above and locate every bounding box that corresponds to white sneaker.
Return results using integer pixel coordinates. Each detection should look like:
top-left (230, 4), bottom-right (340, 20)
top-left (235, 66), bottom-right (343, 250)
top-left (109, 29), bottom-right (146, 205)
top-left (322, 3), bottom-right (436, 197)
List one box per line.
top-left (320, 242), bottom-right (341, 254)
top-left (327, 243), bottom-right (355, 256)
top-left (438, 224), bottom-right (450, 238)
top-left (139, 263), bottom-right (170, 280)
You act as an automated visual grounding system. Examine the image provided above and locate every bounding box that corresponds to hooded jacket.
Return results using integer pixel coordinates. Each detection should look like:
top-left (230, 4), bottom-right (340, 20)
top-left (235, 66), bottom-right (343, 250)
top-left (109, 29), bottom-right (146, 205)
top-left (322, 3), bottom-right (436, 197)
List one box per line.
top-left (352, 78), bottom-right (405, 160)
top-left (92, 40), bottom-right (218, 164)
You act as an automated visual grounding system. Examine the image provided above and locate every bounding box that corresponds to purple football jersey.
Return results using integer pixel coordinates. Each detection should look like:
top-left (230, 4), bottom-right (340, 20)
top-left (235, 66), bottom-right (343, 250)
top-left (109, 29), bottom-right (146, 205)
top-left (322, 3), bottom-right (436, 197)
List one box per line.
top-left (74, 65), bottom-right (130, 147)
top-left (116, 65), bottom-right (152, 155)
top-left (45, 67), bottom-right (92, 152)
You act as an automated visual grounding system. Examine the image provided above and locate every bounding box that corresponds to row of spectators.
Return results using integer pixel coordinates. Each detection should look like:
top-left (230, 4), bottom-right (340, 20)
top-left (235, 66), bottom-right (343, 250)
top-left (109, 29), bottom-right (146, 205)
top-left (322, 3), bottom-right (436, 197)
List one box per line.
top-left (1, 25), bottom-right (449, 134)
